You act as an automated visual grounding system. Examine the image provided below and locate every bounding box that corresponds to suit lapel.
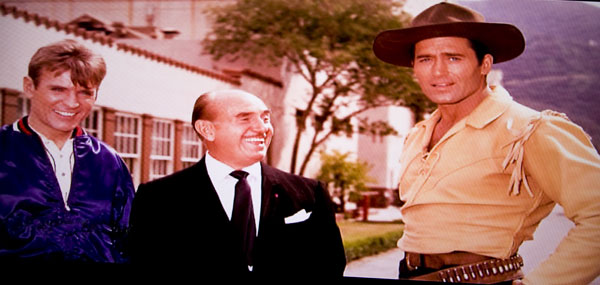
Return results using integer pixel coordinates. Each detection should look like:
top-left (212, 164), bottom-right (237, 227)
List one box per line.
top-left (196, 157), bottom-right (230, 224)
top-left (259, 163), bottom-right (279, 226)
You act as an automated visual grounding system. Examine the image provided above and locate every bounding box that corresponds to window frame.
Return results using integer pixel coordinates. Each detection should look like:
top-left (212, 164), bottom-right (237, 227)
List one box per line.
top-left (149, 118), bottom-right (174, 180)
top-left (114, 112), bottom-right (142, 185)
top-left (80, 106), bottom-right (103, 139)
top-left (181, 124), bottom-right (203, 169)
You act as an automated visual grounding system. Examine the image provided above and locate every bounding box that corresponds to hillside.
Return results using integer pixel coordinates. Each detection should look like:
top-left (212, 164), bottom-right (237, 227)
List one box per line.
top-left (458, 0), bottom-right (600, 149)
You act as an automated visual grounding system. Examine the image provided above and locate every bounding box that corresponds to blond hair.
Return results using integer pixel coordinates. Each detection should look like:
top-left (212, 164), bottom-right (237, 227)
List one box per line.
top-left (28, 39), bottom-right (106, 89)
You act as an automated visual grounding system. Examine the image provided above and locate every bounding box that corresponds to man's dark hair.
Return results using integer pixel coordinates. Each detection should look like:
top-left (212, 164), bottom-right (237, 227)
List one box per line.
top-left (469, 39), bottom-right (490, 65)
top-left (191, 92), bottom-right (214, 138)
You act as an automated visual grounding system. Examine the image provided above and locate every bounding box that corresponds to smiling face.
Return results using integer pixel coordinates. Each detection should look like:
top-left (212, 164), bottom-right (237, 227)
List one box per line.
top-left (197, 90), bottom-right (273, 169)
top-left (24, 69), bottom-right (97, 146)
top-left (413, 37), bottom-right (492, 108)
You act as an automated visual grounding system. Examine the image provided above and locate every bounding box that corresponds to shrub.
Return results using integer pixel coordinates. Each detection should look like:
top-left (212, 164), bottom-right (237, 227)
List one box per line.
top-left (343, 228), bottom-right (404, 262)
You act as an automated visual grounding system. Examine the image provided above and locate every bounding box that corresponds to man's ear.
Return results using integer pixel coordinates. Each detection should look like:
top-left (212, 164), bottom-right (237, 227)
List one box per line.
top-left (480, 54), bottom-right (493, 75)
top-left (194, 120), bottom-right (215, 142)
top-left (23, 76), bottom-right (35, 99)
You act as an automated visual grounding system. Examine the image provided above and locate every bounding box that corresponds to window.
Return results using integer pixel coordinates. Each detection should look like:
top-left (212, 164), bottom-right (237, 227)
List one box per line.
top-left (80, 107), bottom-right (102, 139)
top-left (181, 125), bottom-right (203, 169)
top-left (150, 119), bottom-right (174, 180)
top-left (114, 113), bottom-right (142, 185)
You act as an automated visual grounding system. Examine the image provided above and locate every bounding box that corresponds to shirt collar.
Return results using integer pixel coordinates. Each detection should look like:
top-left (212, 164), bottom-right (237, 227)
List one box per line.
top-left (13, 116), bottom-right (86, 137)
top-left (418, 86), bottom-right (513, 132)
top-left (205, 151), bottom-right (262, 182)
top-left (26, 120), bottom-right (74, 152)
top-left (465, 86), bottom-right (513, 129)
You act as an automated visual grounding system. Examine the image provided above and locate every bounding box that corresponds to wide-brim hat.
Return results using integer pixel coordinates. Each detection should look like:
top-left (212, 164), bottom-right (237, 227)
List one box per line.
top-left (373, 2), bottom-right (525, 67)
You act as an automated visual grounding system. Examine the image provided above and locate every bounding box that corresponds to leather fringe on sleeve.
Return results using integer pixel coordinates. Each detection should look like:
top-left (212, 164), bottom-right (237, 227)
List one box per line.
top-left (502, 110), bottom-right (570, 197)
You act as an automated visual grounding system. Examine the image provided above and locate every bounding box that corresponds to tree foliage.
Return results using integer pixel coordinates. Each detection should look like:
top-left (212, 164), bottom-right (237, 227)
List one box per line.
top-left (316, 150), bottom-right (374, 214)
top-left (203, 0), bottom-right (434, 174)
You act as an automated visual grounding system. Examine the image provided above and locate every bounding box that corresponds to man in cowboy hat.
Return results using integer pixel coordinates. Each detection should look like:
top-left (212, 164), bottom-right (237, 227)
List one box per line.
top-left (373, 2), bottom-right (600, 284)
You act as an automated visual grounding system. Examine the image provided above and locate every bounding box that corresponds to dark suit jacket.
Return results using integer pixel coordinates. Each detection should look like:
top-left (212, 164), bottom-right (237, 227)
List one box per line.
top-left (128, 158), bottom-right (346, 279)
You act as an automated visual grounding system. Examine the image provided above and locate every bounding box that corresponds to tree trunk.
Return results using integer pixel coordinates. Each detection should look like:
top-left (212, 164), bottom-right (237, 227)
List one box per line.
top-left (339, 187), bottom-right (346, 216)
top-left (289, 126), bottom-right (304, 174)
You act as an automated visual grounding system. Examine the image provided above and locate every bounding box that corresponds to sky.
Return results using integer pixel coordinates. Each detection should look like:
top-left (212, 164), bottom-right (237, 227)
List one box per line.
top-left (402, 0), bottom-right (600, 16)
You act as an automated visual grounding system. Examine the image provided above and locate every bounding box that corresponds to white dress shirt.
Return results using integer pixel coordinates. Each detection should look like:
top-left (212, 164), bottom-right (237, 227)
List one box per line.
top-left (205, 152), bottom-right (262, 233)
top-left (27, 124), bottom-right (74, 211)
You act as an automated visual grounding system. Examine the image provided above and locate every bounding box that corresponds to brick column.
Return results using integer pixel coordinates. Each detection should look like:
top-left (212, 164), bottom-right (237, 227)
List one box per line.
top-left (173, 119), bottom-right (184, 172)
top-left (1, 88), bottom-right (22, 125)
top-left (102, 107), bottom-right (116, 147)
top-left (141, 113), bottom-right (154, 183)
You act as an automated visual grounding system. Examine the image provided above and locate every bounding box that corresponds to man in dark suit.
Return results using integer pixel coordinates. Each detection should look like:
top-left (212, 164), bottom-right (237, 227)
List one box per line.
top-left (128, 89), bottom-right (346, 279)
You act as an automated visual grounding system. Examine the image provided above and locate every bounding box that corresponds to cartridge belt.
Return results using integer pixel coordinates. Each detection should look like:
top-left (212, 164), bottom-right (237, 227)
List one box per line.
top-left (405, 252), bottom-right (524, 283)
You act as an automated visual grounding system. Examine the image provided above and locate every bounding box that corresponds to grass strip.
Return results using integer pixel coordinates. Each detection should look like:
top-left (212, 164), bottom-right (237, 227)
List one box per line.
top-left (338, 220), bottom-right (404, 262)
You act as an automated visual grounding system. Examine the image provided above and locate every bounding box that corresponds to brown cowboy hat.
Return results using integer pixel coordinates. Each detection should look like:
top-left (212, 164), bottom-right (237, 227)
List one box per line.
top-left (373, 2), bottom-right (525, 67)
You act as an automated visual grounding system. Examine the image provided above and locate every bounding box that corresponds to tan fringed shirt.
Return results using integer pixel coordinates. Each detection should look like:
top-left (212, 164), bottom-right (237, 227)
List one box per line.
top-left (397, 88), bottom-right (600, 284)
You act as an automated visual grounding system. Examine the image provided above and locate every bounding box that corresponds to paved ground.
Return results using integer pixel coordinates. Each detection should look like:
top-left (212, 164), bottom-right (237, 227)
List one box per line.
top-left (343, 205), bottom-right (600, 284)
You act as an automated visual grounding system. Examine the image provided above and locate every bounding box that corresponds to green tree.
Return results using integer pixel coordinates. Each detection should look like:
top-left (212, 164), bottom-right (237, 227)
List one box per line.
top-left (203, 0), bottom-right (434, 175)
top-left (316, 150), bottom-right (374, 215)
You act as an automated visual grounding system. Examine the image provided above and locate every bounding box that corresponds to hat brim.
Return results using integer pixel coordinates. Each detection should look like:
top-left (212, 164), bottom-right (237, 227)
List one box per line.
top-left (373, 22), bottom-right (525, 67)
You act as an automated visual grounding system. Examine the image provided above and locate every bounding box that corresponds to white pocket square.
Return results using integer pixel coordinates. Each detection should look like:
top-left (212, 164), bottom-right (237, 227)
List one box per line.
top-left (284, 209), bottom-right (312, 224)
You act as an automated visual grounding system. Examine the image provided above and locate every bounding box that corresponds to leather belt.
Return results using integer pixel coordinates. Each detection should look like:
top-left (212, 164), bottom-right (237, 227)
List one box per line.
top-left (404, 252), bottom-right (524, 284)
top-left (405, 251), bottom-right (491, 270)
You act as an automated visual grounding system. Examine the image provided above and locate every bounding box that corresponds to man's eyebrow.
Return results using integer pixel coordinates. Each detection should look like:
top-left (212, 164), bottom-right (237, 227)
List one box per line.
top-left (48, 84), bottom-right (67, 89)
top-left (234, 110), bottom-right (271, 118)
top-left (415, 52), bottom-right (464, 58)
top-left (235, 112), bottom-right (253, 118)
top-left (442, 52), bottom-right (464, 57)
top-left (414, 53), bottom-right (433, 60)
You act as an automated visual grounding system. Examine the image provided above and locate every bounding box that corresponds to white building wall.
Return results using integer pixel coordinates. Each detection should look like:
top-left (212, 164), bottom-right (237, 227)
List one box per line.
top-left (96, 46), bottom-right (234, 121)
top-left (0, 16), bottom-right (61, 91)
top-left (384, 106), bottom-right (415, 189)
top-left (358, 106), bottom-right (414, 189)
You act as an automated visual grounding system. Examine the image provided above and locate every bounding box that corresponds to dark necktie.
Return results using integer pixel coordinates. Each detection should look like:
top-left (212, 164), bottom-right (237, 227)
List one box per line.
top-left (230, 170), bottom-right (256, 267)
